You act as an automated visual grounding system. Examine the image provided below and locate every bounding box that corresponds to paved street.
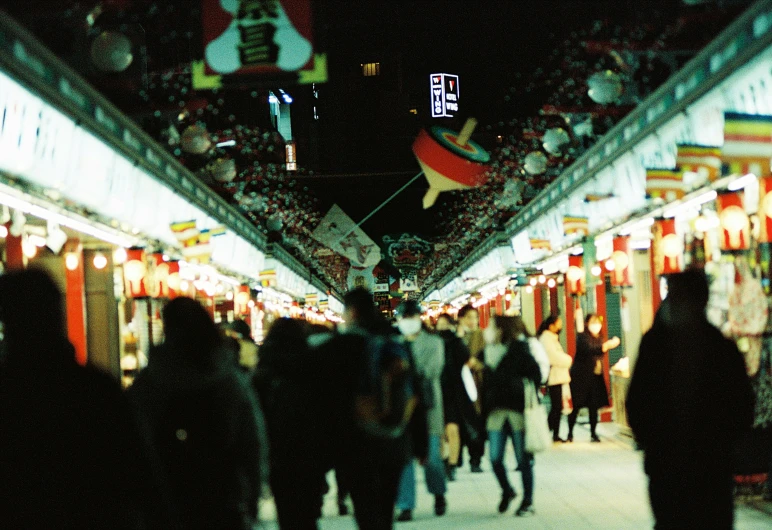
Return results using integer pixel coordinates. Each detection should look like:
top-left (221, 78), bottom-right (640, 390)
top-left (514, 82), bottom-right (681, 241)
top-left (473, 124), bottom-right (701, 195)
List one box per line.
top-left (258, 422), bottom-right (772, 529)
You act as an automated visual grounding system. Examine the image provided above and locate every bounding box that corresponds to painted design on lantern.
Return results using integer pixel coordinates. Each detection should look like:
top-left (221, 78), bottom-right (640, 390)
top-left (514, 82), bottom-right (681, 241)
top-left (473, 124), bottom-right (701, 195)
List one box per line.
top-left (720, 205), bottom-right (750, 249)
top-left (124, 259), bottom-right (147, 296)
top-left (661, 234), bottom-right (683, 271)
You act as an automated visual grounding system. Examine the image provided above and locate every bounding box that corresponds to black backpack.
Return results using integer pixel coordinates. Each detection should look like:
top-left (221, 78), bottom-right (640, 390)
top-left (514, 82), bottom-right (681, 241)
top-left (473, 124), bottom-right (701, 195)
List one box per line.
top-left (354, 333), bottom-right (417, 439)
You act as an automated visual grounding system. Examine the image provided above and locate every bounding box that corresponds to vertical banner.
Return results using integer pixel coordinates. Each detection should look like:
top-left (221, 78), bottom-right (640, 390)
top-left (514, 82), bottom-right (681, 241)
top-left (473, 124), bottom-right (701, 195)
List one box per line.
top-left (652, 219), bottom-right (683, 276)
top-left (716, 191), bottom-right (750, 251)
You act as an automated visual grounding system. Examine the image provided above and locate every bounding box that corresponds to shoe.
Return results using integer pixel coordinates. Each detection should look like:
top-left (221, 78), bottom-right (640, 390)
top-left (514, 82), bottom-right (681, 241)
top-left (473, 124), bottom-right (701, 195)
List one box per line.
top-left (515, 501), bottom-right (534, 517)
top-left (566, 434), bottom-right (574, 443)
top-left (591, 434), bottom-right (601, 443)
top-left (498, 489), bottom-right (516, 513)
top-left (396, 509), bottom-right (412, 522)
top-left (552, 437), bottom-right (565, 443)
top-left (447, 466), bottom-right (457, 481)
top-left (337, 502), bottom-right (349, 516)
top-left (470, 464), bottom-right (483, 473)
top-left (434, 495), bottom-right (447, 516)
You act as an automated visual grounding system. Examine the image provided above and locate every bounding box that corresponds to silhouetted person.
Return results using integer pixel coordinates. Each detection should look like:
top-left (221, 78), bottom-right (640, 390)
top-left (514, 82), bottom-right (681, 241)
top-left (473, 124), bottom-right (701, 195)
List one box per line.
top-left (627, 270), bottom-right (754, 530)
top-left (253, 318), bottom-right (328, 529)
top-left (0, 268), bottom-right (172, 529)
top-left (312, 288), bottom-right (410, 530)
top-left (128, 297), bottom-right (266, 530)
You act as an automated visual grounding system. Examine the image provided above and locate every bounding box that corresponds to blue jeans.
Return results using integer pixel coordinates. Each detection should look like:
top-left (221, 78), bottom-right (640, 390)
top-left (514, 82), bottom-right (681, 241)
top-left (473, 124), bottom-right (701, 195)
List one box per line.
top-left (488, 427), bottom-right (533, 503)
top-left (396, 434), bottom-right (447, 510)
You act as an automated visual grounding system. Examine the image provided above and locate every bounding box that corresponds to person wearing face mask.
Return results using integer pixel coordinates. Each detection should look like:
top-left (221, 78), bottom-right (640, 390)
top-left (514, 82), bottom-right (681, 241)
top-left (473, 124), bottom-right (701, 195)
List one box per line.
top-left (483, 316), bottom-right (542, 517)
top-left (566, 314), bottom-right (620, 442)
top-left (537, 314), bottom-right (573, 442)
top-left (393, 301), bottom-right (447, 522)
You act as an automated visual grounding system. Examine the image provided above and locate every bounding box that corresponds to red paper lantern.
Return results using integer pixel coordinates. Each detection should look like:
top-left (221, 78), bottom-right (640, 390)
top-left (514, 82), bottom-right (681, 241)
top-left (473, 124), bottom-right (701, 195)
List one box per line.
top-left (611, 236), bottom-right (633, 287)
top-left (759, 176), bottom-right (772, 243)
top-left (147, 254), bottom-right (181, 299)
top-left (565, 255), bottom-right (585, 296)
top-left (716, 191), bottom-right (750, 251)
top-left (234, 284), bottom-right (250, 316)
top-left (123, 247), bottom-right (148, 298)
top-left (653, 219), bottom-right (683, 276)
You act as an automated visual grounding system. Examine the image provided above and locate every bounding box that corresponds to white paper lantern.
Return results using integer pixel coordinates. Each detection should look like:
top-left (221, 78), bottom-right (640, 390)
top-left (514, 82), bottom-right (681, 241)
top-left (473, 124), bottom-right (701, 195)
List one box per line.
top-left (542, 128), bottom-right (571, 156)
top-left (210, 158), bottom-right (236, 182)
top-left (587, 70), bottom-right (623, 105)
top-left (90, 31), bottom-right (133, 73)
top-left (524, 151), bottom-right (548, 175)
top-left (180, 125), bottom-right (212, 154)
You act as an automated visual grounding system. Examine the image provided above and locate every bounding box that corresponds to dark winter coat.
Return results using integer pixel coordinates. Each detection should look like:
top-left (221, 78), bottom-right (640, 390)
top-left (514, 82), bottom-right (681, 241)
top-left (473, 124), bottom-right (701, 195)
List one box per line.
top-left (570, 332), bottom-right (610, 410)
top-left (482, 340), bottom-right (542, 415)
top-left (128, 344), bottom-right (265, 530)
top-left (0, 338), bottom-right (173, 529)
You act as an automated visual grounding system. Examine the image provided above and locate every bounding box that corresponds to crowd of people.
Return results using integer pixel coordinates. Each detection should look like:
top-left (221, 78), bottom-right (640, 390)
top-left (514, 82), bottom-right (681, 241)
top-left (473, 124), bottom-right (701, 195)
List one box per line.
top-left (0, 267), bottom-right (757, 529)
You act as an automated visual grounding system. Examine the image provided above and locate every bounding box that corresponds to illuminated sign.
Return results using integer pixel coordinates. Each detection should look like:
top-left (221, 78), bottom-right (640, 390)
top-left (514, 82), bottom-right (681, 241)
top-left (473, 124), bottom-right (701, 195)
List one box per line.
top-left (430, 73), bottom-right (459, 118)
top-left (285, 142), bottom-right (297, 171)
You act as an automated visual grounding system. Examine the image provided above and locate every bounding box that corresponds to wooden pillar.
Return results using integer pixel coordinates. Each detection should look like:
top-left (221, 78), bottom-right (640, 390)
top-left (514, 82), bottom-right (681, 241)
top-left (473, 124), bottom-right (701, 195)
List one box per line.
top-left (64, 239), bottom-right (87, 366)
top-left (495, 294), bottom-right (503, 315)
top-left (4, 222), bottom-right (24, 270)
top-left (549, 285), bottom-right (559, 315)
top-left (649, 247), bottom-right (661, 316)
top-left (533, 287), bottom-right (544, 330)
top-left (565, 292), bottom-right (576, 358)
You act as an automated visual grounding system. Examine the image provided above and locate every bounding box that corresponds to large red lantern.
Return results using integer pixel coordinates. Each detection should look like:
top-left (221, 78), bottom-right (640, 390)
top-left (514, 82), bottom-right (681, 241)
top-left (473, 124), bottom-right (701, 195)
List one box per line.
top-left (716, 191), bottom-right (750, 251)
top-left (653, 219), bottom-right (683, 276)
top-left (565, 254), bottom-right (585, 296)
top-left (234, 284), bottom-right (251, 316)
top-left (147, 253), bottom-right (181, 299)
top-left (611, 236), bottom-right (634, 287)
top-left (759, 176), bottom-right (772, 243)
top-left (123, 247), bottom-right (148, 298)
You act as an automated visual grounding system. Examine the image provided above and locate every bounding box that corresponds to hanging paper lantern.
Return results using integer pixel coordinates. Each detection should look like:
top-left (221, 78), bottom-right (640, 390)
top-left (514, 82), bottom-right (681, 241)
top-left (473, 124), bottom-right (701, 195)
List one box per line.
top-left (524, 151), bottom-right (548, 175)
top-left (716, 191), bottom-right (750, 251)
top-left (758, 176), bottom-right (772, 243)
top-left (611, 236), bottom-right (633, 287)
top-left (180, 125), bottom-right (212, 154)
top-left (587, 70), bottom-right (623, 104)
top-left (90, 31), bottom-right (133, 73)
top-left (210, 158), bottom-right (237, 182)
top-left (565, 255), bottom-right (586, 296)
top-left (147, 254), bottom-right (180, 299)
top-left (234, 284), bottom-right (251, 315)
top-left (542, 128), bottom-right (571, 156)
top-left (653, 219), bottom-right (683, 276)
top-left (123, 248), bottom-right (148, 298)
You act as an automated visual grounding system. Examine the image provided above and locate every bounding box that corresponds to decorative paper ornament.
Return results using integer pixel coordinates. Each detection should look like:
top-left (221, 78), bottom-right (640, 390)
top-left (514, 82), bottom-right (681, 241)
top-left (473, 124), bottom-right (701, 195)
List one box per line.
top-left (210, 158), bottom-right (236, 182)
top-left (653, 219), bottom-right (683, 276)
top-left (564, 216), bottom-right (589, 236)
top-left (587, 70), bottom-right (623, 104)
top-left (90, 31), bottom-right (133, 73)
top-left (266, 214), bottom-right (283, 232)
top-left (716, 191), bottom-right (750, 251)
top-left (524, 151), bottom-right (548, 175)
top-left (611, 236), bottom-right (633, 287)
top-left (123, 248), bottom-right (148, 298)
top-left (180, 125), bottom-right (212, 154)
top-left (412, 118), bottom-right (490, 208)
top-left (676, 144), bottom-right (722, 184)
top-left (722, 112), bottom-right (772, 177)
top-left (566, 255), bottom-right (585, 296)
top-left (646, 169), bottom-right (684, 201)
top-left (542, 128), bottom-right (571, 156)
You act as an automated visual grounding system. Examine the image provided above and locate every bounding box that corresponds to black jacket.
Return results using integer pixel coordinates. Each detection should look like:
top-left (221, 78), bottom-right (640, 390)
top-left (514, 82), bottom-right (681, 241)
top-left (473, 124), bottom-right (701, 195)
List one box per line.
top-left (483, 340), bottom-right (542, 414)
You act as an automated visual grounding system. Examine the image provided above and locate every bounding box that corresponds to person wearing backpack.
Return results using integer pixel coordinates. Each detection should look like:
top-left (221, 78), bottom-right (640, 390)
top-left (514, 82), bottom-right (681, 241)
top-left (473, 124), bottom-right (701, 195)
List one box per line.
top-left (313, 288), bottom-right (412, 530)
top-left (127, 297), bottom-right (266, 530)
top-left (483, 315), bottom-right (542, 517)
top-left (393, 300), bottom-right (447, 522)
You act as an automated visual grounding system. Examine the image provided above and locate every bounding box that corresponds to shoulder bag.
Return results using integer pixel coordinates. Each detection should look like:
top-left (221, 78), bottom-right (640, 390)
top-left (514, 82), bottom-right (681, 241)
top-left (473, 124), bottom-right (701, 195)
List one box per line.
top-left (523, 378), bottom-right (551, 454)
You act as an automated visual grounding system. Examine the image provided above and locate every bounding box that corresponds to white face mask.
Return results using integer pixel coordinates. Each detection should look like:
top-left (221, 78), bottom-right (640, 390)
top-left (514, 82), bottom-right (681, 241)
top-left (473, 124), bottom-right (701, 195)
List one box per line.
top-left (397, 318), bottom-right (422, 336)
top-left (483, 326), bottom-right (499, 345)
top-left (588, 322), bottom-right (602, 335)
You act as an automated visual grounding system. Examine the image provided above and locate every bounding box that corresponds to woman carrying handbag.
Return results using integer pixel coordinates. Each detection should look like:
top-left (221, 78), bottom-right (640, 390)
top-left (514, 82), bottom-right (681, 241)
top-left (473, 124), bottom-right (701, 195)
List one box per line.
top-left (482, 315), bottom-right (543, 517)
